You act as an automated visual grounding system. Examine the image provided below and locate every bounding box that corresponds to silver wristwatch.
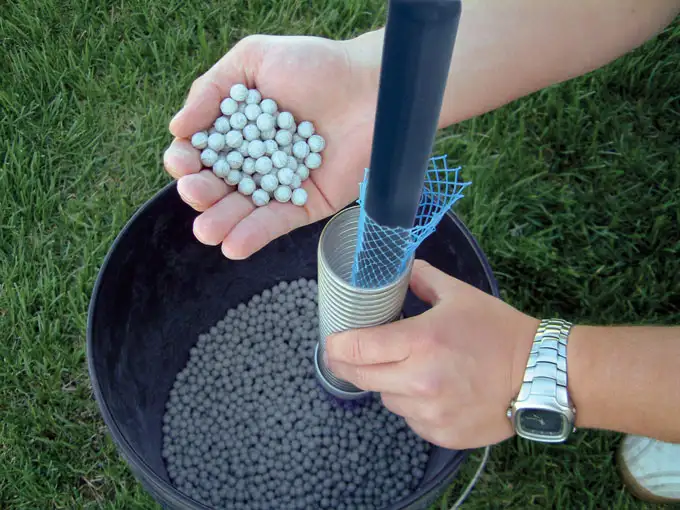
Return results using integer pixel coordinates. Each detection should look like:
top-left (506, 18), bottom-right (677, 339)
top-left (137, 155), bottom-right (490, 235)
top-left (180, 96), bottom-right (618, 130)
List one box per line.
top-left (507, 318), bottom-right (576, 443)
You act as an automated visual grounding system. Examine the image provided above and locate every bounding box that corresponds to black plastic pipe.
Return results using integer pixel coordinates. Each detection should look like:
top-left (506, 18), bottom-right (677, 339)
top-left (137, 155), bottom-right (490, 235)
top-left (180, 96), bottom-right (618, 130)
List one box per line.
top-left (364, 0), bottom-right (462, 229)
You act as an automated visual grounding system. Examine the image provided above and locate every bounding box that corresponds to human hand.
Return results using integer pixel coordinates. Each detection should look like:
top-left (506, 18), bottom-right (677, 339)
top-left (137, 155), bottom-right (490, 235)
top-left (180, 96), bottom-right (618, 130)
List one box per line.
top-left (163, 34), bottom-right (379, 259)
top-left (325, 259), bottom-right (539, 450)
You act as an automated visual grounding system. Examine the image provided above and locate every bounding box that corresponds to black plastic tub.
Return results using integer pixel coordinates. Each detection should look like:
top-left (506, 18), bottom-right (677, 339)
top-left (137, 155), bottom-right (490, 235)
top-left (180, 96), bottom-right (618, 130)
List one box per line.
top-left (87, 181), bottom-right (499, 510)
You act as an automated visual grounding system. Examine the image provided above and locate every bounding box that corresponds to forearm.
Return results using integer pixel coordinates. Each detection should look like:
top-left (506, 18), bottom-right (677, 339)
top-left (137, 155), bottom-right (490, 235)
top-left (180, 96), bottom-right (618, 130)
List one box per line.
top-left (568, 325), bottom-right (680, 442)
top-left (346, 0), bottom-right (680, 127)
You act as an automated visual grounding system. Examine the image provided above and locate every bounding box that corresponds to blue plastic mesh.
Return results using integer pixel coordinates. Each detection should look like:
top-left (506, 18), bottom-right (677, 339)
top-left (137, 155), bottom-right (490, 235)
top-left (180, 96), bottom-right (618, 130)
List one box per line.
top-left (351, 155), bottom-right (471, 288)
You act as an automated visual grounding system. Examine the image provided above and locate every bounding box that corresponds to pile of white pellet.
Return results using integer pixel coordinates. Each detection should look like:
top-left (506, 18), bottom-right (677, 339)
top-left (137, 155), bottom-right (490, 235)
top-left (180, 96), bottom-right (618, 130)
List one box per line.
top-left (190, 83), bottom-right (326, 208)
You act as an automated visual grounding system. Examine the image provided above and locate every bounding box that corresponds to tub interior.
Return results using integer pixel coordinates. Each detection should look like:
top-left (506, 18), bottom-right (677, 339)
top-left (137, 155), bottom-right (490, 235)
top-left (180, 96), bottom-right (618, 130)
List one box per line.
top-left (88, 184), bottom-right (496, 504)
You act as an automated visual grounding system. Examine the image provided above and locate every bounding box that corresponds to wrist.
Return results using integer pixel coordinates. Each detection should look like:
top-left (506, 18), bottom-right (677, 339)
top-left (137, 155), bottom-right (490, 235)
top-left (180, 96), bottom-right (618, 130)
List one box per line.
top-left (566, 325), bottom-right (633, 433)
top-left (567, 325), bottom-right (625, 432)
top-left (342, 29), bottom-right (384, 90)
top-left (564, 325), bottom-right (596, 430)
top-left (510, 315), bottom-right (541, 400)
top-left (508, 318), bottom-right (577, 443)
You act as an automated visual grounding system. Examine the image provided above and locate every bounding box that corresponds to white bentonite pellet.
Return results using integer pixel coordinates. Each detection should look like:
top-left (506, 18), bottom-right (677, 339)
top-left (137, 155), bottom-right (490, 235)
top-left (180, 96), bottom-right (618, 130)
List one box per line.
top-left (220, 98), bottom-right (238, 116)
top-left (260, 173), bottom-right (279, 193)
top-left (275, 130), bottom-right (293, 147)
top-left (296, 165), bottom-right (310, 181)
top-left (255, 156), bottom-right (273, 175)
top-left (243, 124), bottom-right (260, 141)
top-left (277, 112), bottom-right (295, 130)
top-left (213, 158), bottom-right (230, 178)
top-left (260, 129), bottom-right (276, 140)
top-left (252, 189), bottom-right (270, 207)
top-left (305, 152), bottom-right (322, 169)
top-left (225, 130), bottom-right (244, 149)
top-left (297, 121), bottom-right (315, 139)
top-left (260, 98), bottom-right (277, 115)
top-left (238, 140), bottom-right (250, 157)
top-left (227, 151), bottom-right (244, 169)
top-left (307, 134), bottom-right (326, 153)
top-left (242, 157), bottom-right (256, 175)
top-left (200, 148), bottom-right (218, 167)
top-left (277, 167), bottom-right (295, 186)
top-left (190, 89), bottom-right (326, 209)
top-left (247, 140), bottom-right (266, 159)
top-left (208, 133), bottom-right (226, 151)
top-left (291, 174), bottom-right (302, 189)
top-left (264, 140), bottom-right (278, 156)
top-left (292, 141), bottom-right (310, 160)
top-left (238, 176), bottom-right (256, 196)
top-left (274, 185), bottom-right (292, 203)
top-left (214, 116), bottom-right (231, 134)
top-left (230, 83), bottom-right (248, 102)
top-left (256, 113), bottom-right (276, 132)
top-left (191, 131), bottom-right (209, 149)
top-left (230, 112), bottom-right (247, 130)
top-left (246, 89), bottom-right (262, 105)
top-left (244, 104), bottom-right (262, 121)
top-left (292, 188), bottom-right (308, 206)
top-left (272, 151), bottom-right (288, 169)
top-left (226, 170), bottom-right (242, 186)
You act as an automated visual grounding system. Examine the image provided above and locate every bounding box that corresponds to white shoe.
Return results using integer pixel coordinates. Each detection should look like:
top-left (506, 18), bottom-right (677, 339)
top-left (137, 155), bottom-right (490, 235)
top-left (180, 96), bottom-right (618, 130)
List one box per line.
top-left (617, 434), bottom-right (680, 503)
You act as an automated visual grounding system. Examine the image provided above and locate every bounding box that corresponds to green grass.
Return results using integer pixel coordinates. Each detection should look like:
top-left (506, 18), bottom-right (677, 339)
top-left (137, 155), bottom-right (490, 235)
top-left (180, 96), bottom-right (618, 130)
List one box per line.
top-left (1, 0), bottom-right (678, 508)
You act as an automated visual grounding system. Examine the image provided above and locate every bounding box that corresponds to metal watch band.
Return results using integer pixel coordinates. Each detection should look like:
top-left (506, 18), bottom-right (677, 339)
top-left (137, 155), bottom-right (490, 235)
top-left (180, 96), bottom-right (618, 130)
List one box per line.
top-left (516, 319), bottom-right (572, 409)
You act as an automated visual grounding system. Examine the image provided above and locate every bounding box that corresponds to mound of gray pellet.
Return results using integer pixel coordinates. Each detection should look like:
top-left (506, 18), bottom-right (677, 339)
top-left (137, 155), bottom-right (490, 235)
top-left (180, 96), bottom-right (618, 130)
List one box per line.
top-left (162, 278), bottom-right (431, 510)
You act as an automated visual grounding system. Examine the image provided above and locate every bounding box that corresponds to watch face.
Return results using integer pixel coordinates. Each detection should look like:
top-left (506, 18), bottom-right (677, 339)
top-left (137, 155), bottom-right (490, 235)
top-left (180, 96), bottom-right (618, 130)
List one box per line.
top-left (517, 409), bottom-right (567, 438)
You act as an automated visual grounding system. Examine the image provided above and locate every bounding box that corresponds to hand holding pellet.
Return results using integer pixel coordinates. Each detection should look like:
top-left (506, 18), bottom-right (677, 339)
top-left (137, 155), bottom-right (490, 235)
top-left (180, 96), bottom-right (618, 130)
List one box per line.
top-left (163, 34), bottom-right (377, 260)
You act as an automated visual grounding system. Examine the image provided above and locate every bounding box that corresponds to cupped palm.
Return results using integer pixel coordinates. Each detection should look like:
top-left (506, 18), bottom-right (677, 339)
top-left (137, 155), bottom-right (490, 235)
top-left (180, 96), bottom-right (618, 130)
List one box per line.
top-left (164, 34), bottom-right (377, 259)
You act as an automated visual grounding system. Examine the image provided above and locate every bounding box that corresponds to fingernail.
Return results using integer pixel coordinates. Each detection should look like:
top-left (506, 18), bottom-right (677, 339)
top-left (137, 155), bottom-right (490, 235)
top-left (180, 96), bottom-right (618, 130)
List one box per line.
top-left (171, 107), bottom-right (185, 125)
top-left (177, 188), bottom-right (199, 209)
top-left (221, 243), bottom-right (248, 261)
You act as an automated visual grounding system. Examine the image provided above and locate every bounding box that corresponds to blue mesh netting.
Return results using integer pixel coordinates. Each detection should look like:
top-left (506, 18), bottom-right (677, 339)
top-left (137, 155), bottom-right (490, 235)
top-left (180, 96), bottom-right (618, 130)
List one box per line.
top-left (351, 155), bottom-right (471, 288)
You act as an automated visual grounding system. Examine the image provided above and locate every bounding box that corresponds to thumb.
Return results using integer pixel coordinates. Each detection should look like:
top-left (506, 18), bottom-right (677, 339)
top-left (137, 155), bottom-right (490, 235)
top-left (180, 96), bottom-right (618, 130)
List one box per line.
top-left (408, 259), bottom-right (455, 306)
top-left (169, 36), bottom-right (263, 138)
top-left (325, 315), bottom-right (426, 366)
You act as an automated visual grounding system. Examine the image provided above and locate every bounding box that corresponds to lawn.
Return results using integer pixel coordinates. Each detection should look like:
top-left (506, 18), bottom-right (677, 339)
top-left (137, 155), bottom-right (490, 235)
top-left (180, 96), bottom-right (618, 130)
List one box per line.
top-left (1, 0), bottom-right (678, 508)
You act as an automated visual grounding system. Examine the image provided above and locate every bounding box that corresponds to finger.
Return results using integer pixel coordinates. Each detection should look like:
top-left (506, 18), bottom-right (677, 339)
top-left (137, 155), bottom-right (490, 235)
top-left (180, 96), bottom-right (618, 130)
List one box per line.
top-left (326, 360), bottom-right (408, 394)
top-left (170, 39), bottom-right (261, 138)
top-left (409, 259), bottom-right (455, 306)
top-left (170, 77), bottom-right (225, 138)
top-left (192, 191), bottom-right (255, 246)
top-left (177, 171), bottom-right (230, 212)
top-left (163, 138), bottom-right (202, 179)
top-left (221, 194), bottom-right (312, 260)
top-left (325, 318), bottom-right (420, 366)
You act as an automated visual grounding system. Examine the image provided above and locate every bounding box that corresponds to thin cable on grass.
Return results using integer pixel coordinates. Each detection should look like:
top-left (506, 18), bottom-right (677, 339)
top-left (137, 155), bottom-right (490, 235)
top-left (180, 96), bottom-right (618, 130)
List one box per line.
top-left (448, 445), bottom-right (491, 509)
